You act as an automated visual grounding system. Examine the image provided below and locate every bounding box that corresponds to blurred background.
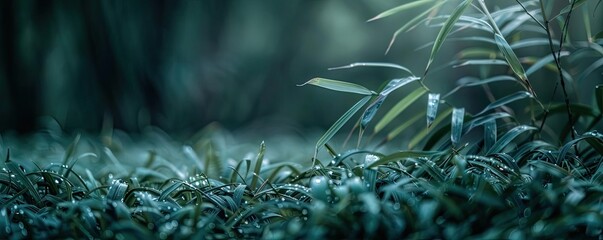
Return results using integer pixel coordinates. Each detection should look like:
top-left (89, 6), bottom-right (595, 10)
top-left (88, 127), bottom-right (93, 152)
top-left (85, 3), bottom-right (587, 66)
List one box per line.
top-left (0, 0), bottom-right (601, 137)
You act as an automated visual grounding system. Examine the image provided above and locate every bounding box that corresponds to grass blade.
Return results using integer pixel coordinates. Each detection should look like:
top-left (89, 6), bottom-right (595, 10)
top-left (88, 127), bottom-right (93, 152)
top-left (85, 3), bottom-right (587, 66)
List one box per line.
top-left (367, 150), bottom-right (446, 168)
top-left (328, 62), bottom-right (414, 76)
top-left (425, 0), bottom-right (474, 74)
top-left (315, 96), bottom-right (371, 151)
top-left (250, 141), bottom-right (266, 191)
top-left (106, 180), bottom-right (128, 201)
top-left (375, 87), bottom-right (426, 133)
top-left (385, 110), bottom-right (424, 142)
top-left (525, 51), bottom-right (570, 76)
top-left (487, 125), bottom-right (537, 154)
top-left (298, 78), bottom-right (376, 96)
top-left (484, 119), bottom-right (497, 151)
top-left (597, 85), bottom-right (603, 114)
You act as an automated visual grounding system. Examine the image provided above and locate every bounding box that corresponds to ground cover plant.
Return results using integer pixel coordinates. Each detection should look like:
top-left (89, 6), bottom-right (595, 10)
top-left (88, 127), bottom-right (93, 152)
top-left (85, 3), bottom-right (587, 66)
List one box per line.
top-left (1, 0), bottom-right (603, 239)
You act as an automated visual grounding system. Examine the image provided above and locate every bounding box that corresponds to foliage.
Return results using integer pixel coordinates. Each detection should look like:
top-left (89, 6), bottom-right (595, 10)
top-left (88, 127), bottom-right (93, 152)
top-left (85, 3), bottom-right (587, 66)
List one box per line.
top-left (2, 0), bottom-right (603, 239)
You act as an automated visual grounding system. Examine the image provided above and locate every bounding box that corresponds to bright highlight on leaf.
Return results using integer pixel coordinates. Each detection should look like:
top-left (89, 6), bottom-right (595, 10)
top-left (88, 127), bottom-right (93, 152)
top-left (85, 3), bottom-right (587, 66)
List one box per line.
top-left (451, 108), bottom-right (465, 145)
top-left (367, 0), bottom-right (435, 22)
top-left (298, 78), bottom-right (376, 96)
top-left (427, 93), bottom-right (441, 128)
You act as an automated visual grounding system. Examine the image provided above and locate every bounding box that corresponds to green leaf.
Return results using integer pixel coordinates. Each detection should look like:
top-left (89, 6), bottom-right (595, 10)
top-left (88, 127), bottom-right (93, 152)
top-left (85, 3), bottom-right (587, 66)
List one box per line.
top-left (427, 93), bottom-right (441, 127)
top-left (453, 59), bottom-right (508, 68)
top-left (494, 33), bottom-right (534, 94)
top-left (310, 176), bottom-right (330, 202)
top-left (577, 58), bottom-right (603, 83)
top-left (526, 51), bottom-right (570, 76)
top-left (4, 151), bottom-right (41, 203)
top-left (475, 91), bottom-right (533, 116)
top-left (361, 95), bottom-right (386, 130)
top-left (484, 119), bottom-right (497, 151)
top-left (386, 2), bottom-right (445, 54)
top-left (298, 78), bottom-right (376, 95)
top-left (106, 180), bottom-right (129, 201)
top-left (386, 110), bottom-right (424, 142)
top-left (367, 0), bottom-right (435, 22)
top-left (410, 107), bottom-right (453, 149)
top-left (250, 141), bottom-right (266, 191)
top-left (451, 108), bottom-right (465, 145)
top-left (425, 0), bottom-right (473, 73)
top-left (375, 87), bottom-right (426, 133)
top-left (487, 125), bottom-right (537, 154)
top-left (328, 62), bottom-right (414, 76)
top-left (316, 96), bottom-right (372, 150)
top-left (381, 76), bottom-right (421, 96)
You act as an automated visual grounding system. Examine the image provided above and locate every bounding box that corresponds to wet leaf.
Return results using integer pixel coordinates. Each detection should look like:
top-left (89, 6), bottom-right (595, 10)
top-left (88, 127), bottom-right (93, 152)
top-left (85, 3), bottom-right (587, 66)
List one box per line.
top-left (316, 96), bottom-right (372, 150)
top-left (361, 95), bottom-right (387, 130)
top-left (475, 91), bottom-right (533, 116)
top-left (487, 125), bottom-right (537, 154)
top-left (328, 62), bottom-right (414, 76)
top-left (451, 108), bottom-right (465, 145)
top-left (484, 119), bottom-right (497, 151)
top-left (427, 93), bottom-right (441, 127)
top-left (375, 87), bottom-right (426, 133)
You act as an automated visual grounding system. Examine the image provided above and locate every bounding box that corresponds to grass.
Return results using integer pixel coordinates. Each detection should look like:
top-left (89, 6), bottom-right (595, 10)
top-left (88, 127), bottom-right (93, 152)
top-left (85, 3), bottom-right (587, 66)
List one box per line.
top-left (2, 0), bottom-right (603, 239)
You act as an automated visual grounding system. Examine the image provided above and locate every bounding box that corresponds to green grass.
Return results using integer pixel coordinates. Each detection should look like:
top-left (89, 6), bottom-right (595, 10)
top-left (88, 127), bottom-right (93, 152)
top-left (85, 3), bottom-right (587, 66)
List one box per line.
top-left (2, 0), bottom-right (603, 239)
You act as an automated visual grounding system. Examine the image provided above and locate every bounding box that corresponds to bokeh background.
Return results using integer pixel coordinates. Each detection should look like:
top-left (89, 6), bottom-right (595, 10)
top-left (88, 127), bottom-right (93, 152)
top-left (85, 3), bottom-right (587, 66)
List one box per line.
top-left (1, 0), bottom-right (601, 137)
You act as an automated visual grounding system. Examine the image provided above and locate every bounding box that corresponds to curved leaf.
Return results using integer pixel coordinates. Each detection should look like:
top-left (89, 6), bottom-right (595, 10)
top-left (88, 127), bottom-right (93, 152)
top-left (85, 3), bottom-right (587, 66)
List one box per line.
top-left (316, 96), bottom-right (372, 150)
top-left (328, 62), bottom-right (414, 76)
top-left (451, 108), bottom-right (465, 145)
top-left (410, 107), bottom-right (453, 149)
top-left (425, 0), bottom-right (474, 74)
top-left (368, 0), bottom-right (435, 22)
top-left (361, 95), bottom-right (387, 129)
top-left (494, 33), bottom-right (534, 94)
top-left (381, 76), bottom-right (421, 96)
top-left (375, 87), bottom-right (427, 133)
top-left (526, 51), bottom-right (570, 76)
top-left (367, 150), bottom-right (446, 169)
top-left (487, 125), bottom-right (537, 154)
top-left (597, 85), bottom-right (603, 114)
top-left (386, 2), bottom-right (445, 54)
top-left (298, 78), bottom-right (376, 95)
top-left (475, 91), bottom-right (533, 116)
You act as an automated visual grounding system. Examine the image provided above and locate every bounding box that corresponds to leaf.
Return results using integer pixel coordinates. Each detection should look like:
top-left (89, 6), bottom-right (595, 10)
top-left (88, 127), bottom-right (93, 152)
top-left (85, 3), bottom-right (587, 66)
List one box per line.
top-left (427, 93), bottom-right (441, 127)
top-left (375, 87), bottom-right (427, 133)
top-left (361, 95), bottom-right (387, 129)
top-left (380, 76), bottom-right (421, 96)
top-left (484, 119), bottom-right (497, 151)
top-left (453, 59), bottom-right (509, 68)
top-left (386, 2), bottom-right (445, 54)
top-left (310, 176), bottom-right (330, 202)
top-left (410, 107), bottom-right (453, 149)
top-left (525, 51), bottom-right (570, 76)
top-left (367, 0), bottom-right (435, 22)
top-left (250, 141), bottom-right (266, 191)
top-left (510, 38), bottom-right (559, 49)
top-left (494, 33), bottom-right (535, 94)
top-left (328, 62), bottom-right (414, 76)
top-left (298, 78), bottom-right (376, 95)
top-left (475, 91), bottom-right (533, 116)
top-left (316, 96), bottom-right (372, 150)
top-left (577, 58), bottom-right (603, 83)
top-left (106, 180), bottom-right (129, 201)
top-left (425, 0), bottom-right (474, 73)
top-left (4, 150), bottom-right (41, 203)
top-left (386, 110), bottom-right (424, 142)
top-left (487, 125), bottom-right (537, 154)
top-left (451, 108), bottom-right (465, 145)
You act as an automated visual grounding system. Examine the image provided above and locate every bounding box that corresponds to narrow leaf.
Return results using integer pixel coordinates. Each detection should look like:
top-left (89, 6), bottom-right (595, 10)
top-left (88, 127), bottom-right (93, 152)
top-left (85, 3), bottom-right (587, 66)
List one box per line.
top-left (298, 78), bottom-right (376, 95)
top-left (250, 141), bottom-right (266, 191)
top-left (410, 107), bottom-right (453, 149)
top-left (106, 180), bottom-right (128, 201)
top-left (386, 110), bottom-right (424, 141)
top-left (453, 59), bottom-right (508, 68)
top-left (381, 76), bottom-right (421, 95)
top-left (451, 108), bottom-right (465, 145)
top-left (316, 96), bottom-right (372, 150)
top-left (487, 125), bottom-right (537, 154)
top-left (494, 33), bottom-right (535, 95)
top-left (597, 84), bottom-right (603, 114)
top-left (375, 88), bottom-right (427, 133)
top-left (525, 51), bottom-right (570, 76)
top-left (475, 91), bottom-right (533, 116)
top-left (427, 93), bottom-right (441, 127)
top-left (425, 0), bottom-right (474, 73)
top-left (368, 0), bottom-right (435, 22)
top-left (386, 2), bottom-right (445, 54)
top-left (361, 95), bottom-right (387, 129)
top-left (328, 62), bottom-right (414, 76)
top-left (367, 150), bottom-right (446, 168)
top-left (577, 58), bottom-right (603, 83)
top-left (484, 119), bottom-right (497, 151)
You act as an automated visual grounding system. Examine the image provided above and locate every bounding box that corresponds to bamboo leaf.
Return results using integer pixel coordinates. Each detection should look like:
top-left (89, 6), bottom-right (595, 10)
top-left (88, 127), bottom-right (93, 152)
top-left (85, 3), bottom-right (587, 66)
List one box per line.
top-left (526, 51), bottom-right (570, 76)
top-left (484, 119), bottom-right (497, 151)
top-left (316, 96), bottom-right (372, 150)
top-left (577, 58), bottom-right (603, 83)
top-left (367, 0), bottom-right (435, 22)
top-left (386, 110), bottom-right (424, 141)
top-left (381, 76), bottom-right (421, 96)
top-left (427, 93), bottom-right (441, 127)
top-left (298, 78), bottom-right (376, 95)
top-left (386, 3), bottom-right (445, 54)
top-left (328, 62), bottom-right (414, 76)
top-left (375, 88), bottom-right (426, 133)
top-left (475, 91), bottom-right (533, 116)
top-left (107, 180), bottom-right (128, 201)
top-left (494, 33), bottom-right (534, 94)
top-left (597, 84), bottom-right (603, 114)
top-left (361, 95), bottom-right (387, 130)
top-left (451, 108), bottom-right (465, 145)
top-left (410, 107), bottom-right (453, 149)
top-left (425, 0), bottom-right (474, 73)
